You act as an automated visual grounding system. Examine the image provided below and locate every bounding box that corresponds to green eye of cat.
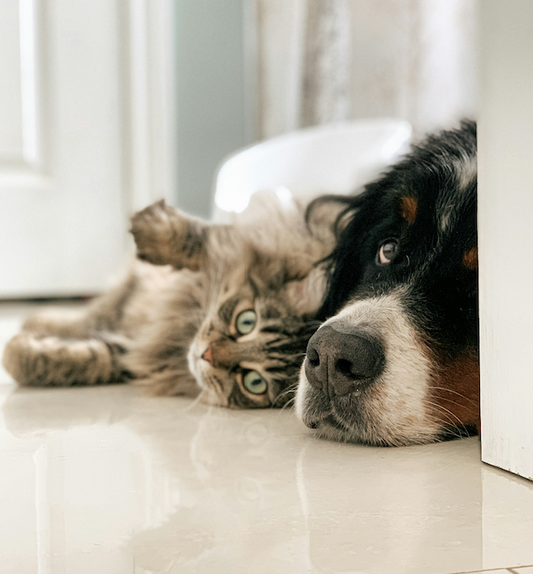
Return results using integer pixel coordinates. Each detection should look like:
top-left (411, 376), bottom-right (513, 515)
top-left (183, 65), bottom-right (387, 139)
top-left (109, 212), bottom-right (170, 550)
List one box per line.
top-left (235, 309), bottom-right (257, 335)
top-left (242, 370), bottom-right (268, 395)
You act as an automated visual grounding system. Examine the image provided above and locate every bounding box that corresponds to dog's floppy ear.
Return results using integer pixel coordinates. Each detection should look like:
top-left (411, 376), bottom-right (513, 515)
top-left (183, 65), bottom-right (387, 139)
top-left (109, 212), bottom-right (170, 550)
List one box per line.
top-left (130, 200), bottom-right (211, 271)
top-left (313, 191), bottom-right (373, 320)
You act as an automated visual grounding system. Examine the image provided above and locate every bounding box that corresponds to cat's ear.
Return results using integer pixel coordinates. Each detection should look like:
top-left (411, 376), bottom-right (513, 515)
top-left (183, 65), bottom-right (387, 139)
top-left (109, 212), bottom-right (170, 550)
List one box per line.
top-left (284, 267), bottom-right (327, 316)
top-left (130, 200), bottom-right (209, 271)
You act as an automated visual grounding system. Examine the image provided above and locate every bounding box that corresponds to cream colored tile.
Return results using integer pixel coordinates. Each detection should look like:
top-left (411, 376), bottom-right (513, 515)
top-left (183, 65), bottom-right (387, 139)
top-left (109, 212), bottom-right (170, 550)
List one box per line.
top-left (482, 464), bottom-right (533, 569)
top-left (0, 387), bottom-right (485, 574)
top-left (512, 567), bottom-right (533, 573)
top-left (450, 568), bottom-right (523, 573)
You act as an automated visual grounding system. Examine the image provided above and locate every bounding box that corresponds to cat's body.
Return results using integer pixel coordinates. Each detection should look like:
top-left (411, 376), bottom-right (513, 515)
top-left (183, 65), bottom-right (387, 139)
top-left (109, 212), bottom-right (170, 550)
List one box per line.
top-left (3, 193), bottom-right (336, 408)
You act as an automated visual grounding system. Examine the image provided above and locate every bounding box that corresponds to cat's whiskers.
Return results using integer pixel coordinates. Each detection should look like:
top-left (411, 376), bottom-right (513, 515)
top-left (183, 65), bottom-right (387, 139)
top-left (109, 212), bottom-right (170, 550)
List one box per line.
top-left (272, 385), bottom-right (297, 409)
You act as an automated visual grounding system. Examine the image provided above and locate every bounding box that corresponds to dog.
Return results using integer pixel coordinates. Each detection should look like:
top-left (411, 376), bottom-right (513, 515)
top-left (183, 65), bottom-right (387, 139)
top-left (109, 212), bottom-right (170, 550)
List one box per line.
top-left (296, 120), bottom-right (478, 446)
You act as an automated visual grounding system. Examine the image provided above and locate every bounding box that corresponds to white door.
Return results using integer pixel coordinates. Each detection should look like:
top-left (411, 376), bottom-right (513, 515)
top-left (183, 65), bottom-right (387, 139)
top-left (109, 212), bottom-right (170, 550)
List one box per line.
top-left (479, 0), bottom-right (533, 481)
top-left (0, 0), bottom-right (175, 298)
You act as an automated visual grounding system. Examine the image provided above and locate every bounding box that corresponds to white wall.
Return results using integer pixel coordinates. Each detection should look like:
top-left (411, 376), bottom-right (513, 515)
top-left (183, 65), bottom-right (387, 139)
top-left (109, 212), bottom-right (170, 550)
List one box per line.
top-left (479, 0), bottom-right (533, 481)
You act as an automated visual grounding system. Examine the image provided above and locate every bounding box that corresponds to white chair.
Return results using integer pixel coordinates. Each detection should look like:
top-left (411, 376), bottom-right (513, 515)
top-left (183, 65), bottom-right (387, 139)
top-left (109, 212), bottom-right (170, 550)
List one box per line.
top-left (212, 118), bottom-right (412, 221)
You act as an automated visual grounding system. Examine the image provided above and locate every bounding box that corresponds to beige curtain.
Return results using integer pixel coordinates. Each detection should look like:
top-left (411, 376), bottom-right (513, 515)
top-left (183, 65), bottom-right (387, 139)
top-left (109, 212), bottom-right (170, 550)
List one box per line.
top-left (255, 0), bottom-right (477, 139)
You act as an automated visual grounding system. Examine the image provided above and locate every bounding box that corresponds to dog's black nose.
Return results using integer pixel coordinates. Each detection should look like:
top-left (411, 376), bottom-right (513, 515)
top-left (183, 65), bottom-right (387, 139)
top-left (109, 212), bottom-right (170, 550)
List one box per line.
top-left (304, 325), bottom-right (384, 397)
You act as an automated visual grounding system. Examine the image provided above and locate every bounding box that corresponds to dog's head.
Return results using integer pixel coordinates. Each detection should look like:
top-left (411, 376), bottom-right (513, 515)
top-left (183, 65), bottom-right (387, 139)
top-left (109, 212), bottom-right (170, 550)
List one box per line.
top-left (296, 121), bottom-right (479, 446)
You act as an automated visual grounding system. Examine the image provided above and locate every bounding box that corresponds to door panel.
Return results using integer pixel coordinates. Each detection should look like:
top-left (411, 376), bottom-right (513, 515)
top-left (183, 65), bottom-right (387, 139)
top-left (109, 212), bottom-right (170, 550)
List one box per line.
top-left (0, 0), bottom-right (175, 298)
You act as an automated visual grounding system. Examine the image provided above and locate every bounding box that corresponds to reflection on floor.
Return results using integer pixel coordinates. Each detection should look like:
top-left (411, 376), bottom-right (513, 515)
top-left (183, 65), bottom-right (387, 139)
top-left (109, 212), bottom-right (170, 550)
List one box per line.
top-left (1, 302), bottom-right (533, 574)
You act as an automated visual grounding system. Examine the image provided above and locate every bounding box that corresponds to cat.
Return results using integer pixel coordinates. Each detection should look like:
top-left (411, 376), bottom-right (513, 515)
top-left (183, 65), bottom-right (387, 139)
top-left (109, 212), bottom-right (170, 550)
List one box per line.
top-left (3, 192), bottom-right (339, 408)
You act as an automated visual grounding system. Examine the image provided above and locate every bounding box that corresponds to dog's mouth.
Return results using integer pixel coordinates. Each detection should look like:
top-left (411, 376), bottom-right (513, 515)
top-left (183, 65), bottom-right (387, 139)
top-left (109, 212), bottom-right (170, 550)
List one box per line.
top-left (299, 389), bottom-right (385, 445)
top-left (299, 378), bottom-right (370, 432)
top-left (309, 413), bottom-right (353, 433)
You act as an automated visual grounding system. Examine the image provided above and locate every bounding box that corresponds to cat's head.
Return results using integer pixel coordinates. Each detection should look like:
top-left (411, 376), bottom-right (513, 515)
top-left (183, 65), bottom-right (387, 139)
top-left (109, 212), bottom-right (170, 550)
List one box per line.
top-left (188, 256), bottom-right (325, 408)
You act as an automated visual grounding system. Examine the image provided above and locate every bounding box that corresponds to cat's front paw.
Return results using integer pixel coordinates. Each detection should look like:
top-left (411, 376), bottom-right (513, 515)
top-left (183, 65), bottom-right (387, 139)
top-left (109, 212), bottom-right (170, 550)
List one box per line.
top-left (130, 200), bottom-right (179, 266)
top-left (130, 200), bottom-right (207, 270)
top-left (2, 332), bottom-right (68, 386)
top-left (2, 332), bottom-right (117, 387)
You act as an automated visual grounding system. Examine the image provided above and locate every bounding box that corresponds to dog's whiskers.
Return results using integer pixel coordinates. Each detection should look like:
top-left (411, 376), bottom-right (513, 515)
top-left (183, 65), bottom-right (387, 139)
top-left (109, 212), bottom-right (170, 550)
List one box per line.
top-left (424, 399), bottom-right (470, 438)
top-left (427, 386), bottom-right (477, 405)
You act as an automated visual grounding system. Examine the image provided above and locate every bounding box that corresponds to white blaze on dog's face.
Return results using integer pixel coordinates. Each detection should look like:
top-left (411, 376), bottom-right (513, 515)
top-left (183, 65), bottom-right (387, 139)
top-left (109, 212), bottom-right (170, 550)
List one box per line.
top-left (296, 290), bottom-right (444, 446)
top-left (297, 121), bottom-right (480, 446)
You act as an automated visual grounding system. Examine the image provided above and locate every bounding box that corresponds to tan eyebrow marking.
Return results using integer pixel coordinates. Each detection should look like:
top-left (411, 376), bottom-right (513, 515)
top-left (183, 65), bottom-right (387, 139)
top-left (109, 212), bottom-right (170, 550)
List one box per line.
top-left (400, 196), bottom-right (418, 224)
top-left (463, 247), bottom-right (478, 269)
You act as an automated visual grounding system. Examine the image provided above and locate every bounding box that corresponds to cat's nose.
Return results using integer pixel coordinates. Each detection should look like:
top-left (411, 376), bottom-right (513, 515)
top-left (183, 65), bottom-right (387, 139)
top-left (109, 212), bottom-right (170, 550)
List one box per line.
top-left (201, 347), bottom-right (213, 365)
top-left (304, 325), bottom-right (385, 397)
top-left (203, 342), bottom-right (238, 369)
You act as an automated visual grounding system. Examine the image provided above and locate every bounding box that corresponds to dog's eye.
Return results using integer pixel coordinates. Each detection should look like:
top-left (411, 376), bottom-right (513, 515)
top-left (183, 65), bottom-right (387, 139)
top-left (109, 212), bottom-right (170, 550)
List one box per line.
top-left (377, 240), bottom-right (399, 265)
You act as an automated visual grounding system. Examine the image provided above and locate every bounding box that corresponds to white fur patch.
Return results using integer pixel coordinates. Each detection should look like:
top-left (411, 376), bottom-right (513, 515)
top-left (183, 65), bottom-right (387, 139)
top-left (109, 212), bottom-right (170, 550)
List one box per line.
top-left (440, 204), bottom-right (454, 233)
top-left (297, 289), bottom-right (442, 445)
top-left (439, 154), bottom-right (477, 233)
top-left (456, 153), bottom-right (477, 192)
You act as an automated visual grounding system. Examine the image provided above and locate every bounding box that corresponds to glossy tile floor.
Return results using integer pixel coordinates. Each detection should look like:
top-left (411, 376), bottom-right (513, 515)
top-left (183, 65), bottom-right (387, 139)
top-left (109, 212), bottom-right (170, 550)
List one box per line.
top-left (1, 302), bottom-right (533, 574)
